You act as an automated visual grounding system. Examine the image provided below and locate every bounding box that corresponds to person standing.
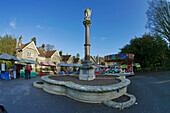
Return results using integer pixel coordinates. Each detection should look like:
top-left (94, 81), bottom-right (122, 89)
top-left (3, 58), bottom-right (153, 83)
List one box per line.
top-left (29, 65), bottom-right (32, 79)
top-left (13, 65), bottom-right (17, 79)
top-left (25, 64), bottom-right (29, 80)
top-left (16, 65), bottom-right (20, 78)
top-left (64, 68), bottom-right (67, 74)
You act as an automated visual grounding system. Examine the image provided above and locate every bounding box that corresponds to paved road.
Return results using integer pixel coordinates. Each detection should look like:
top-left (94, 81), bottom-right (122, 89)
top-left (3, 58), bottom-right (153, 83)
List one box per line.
top-left (0, 72), bottom-right (170, 113)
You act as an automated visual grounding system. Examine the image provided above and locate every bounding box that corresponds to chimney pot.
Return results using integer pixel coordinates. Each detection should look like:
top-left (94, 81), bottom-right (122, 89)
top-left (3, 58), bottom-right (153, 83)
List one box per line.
top-left (59, 51), bottom-right (62, 56)
top-left (42, 44), bottom-right (45, 50)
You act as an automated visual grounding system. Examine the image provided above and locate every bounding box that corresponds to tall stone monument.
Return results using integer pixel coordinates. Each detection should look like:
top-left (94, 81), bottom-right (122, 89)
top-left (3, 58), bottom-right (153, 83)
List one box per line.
top-left (79, 8), bottom-right (95, 80)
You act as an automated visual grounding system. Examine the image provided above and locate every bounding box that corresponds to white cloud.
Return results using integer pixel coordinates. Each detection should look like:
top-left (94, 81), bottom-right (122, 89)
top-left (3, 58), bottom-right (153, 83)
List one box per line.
top-left (101, 37), bottom-right (107, 40)
top-left (9, 18), bottom-right (16, 29)
top-left (36, 25), bottom-right (43, 29)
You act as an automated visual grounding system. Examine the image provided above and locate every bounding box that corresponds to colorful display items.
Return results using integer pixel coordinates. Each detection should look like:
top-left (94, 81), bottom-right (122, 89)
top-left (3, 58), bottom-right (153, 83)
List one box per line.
top-left (104, 54), bottom-right (134, 62)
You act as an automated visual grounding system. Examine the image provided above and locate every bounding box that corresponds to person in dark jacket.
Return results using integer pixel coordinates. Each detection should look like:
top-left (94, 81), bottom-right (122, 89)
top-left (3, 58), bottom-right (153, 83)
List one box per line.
top-left (25, 64), bottom-right (29, 80)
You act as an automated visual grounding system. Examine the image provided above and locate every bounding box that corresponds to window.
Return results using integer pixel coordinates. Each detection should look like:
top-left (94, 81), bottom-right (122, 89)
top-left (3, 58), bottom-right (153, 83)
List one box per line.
top-left (27, 52), bottom-right (33, 58)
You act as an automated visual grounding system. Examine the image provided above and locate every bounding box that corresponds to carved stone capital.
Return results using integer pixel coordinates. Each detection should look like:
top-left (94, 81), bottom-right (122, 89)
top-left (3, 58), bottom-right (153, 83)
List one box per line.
top-left (84, 44), bottom-right (91, 46)
top-left (83, 20), bottom-right (91, 27)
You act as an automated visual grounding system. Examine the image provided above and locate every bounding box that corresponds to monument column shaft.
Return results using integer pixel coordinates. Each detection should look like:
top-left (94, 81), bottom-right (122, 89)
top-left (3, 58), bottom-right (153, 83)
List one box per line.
top-left (85, 25), bottom-right (90, 60)
top-left (85, 25), bottom-right (90, 44)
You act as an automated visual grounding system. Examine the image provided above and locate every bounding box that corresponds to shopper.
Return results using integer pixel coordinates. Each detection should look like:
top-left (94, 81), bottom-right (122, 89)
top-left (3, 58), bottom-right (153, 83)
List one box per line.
top-left (25, 64), bottom-right (29, 80)
top-left (16, 65), bottom-right (20, 78)
top-left (29, 65), bottom-right (32, 79)
top-left (13, 64), bottom-right (17, 79)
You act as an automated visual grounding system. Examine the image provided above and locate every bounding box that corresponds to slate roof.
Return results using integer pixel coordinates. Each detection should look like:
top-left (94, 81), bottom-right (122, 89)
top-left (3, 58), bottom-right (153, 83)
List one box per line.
top-left (46, 50), bottom-right (57, 58)
top-left (36, 47), bottom-right (46, 57)
top-left (62, 55), bottom-right (71, 61)
top-left (17, 42), bottom-right (31, 50)
top-left (36, 48), bottom-right (57, 58)
top-left (73, 58), bottom-right (80, 63)
top-left (21, 42), bottom-right (31, 49)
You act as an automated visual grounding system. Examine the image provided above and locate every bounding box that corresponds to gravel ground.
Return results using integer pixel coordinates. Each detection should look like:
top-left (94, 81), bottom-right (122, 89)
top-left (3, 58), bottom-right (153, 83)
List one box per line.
top-left (0, 71), bottom-right (170, 113)
top-left (49, 75), bottom-right (120, 86)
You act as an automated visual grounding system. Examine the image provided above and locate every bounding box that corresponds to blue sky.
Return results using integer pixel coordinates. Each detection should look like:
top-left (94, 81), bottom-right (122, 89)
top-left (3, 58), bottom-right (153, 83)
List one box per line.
top-left (0, 0), bottom-right (149, 58)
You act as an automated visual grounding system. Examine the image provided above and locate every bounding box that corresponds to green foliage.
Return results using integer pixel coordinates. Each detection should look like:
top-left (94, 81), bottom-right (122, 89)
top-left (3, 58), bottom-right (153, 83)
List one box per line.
top-left (0, 34), bottom-right (17, 56)
top-left (76, 53), bottom-right (80, 58)
top-left (31, 37), bottom-right (36, 45)
top-left (38, 46), bottom-right (42, 49)
top-left (100, 62), bottom-right (105, 65)
top-left (146, 0), bottom-right (170, 43)
top-left (0, 34), bottom-right (16, 68)
top-left (120, 33), bottom-right (168, 67)
top-left (163, 49), bottom-right (170, 67)
top-left (50, 66), bottom-right (55, 71)
top-left (6, 61), bottom-right (13, 69)
top-left (53, 62), bottom-right (56, 64)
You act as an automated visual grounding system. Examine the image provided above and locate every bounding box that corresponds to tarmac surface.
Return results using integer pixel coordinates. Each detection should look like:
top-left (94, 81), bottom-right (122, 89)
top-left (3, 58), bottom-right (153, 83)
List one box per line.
top-left (0, 71), bottom-right (170, 113)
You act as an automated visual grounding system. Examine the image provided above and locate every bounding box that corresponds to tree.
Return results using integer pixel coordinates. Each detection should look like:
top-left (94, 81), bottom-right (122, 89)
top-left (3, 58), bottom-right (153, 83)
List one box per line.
top-left (146, 0), bottom-right (170, 43)
top-left (31, 37), bottom-right (36, 45)
top-left (0, 34), bottom-right (17, 55)
top-left (120, 34), bottom-right (168, 67)
top-left (38, 46), bottom-right (42, 49)
top-left (76, 53), bottom-right (80, 58)
top-left (46, 44), bottom-right (55, 51)
top-left (0, 34), bottom-right (17, 68)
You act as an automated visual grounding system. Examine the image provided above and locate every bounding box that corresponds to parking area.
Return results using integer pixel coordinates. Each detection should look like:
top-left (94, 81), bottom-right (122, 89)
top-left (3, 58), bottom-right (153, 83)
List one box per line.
top-left (0, 71), bottom-right (170, 113)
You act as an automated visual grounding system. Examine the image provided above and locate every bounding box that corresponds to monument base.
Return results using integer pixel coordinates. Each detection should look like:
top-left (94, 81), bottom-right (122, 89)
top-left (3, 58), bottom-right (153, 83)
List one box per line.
top-left (79, 60), bottom-right (95, 81)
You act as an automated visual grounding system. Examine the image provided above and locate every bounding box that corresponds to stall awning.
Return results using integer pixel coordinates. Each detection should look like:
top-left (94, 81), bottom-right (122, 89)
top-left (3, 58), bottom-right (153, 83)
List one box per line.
top-left (40, 62), bottom-right (49, 66)
top-left (104, 54), bottom-right (134, 62)
top-left (73, 64), bottom-right (83, 67)
top-left (40, 62), bottom-right (56, 66)
top-left (0, 53), bottom-right (20, 61)
top-left (57, 63), bottom-right (72, 67)
top-left (48, 62), bottom-right (56, 66)
top-left (94, 64), bottom-right (105, 68)
top-left (20, 58), bottom-right (38, 64)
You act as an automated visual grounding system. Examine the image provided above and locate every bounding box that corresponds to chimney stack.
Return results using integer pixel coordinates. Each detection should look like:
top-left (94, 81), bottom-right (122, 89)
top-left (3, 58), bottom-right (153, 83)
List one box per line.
top-left (42, 44), bottom-right (45, 51)
top-left (73, 56), bottom-right (75, 59)
top-left (59, 51), bottom-right (62, 56)
top-left (19, 35), bottom-right (22, 46)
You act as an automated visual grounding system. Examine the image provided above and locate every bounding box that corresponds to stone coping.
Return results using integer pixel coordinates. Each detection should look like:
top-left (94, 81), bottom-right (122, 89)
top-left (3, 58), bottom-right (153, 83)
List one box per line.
top-left (99, 72), bottom-right (134, 76)
top-left (41, 75), bottom-right (130, 92)
top-left (103, 93), bottom-right (136, 109)
top-left (33, 81), bottom-right (44, 89)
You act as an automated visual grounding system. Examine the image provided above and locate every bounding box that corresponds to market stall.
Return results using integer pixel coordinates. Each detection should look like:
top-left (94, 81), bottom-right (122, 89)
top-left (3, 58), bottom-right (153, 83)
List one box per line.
top-left (104, 54), bottom-right (134, 73)
top-left (20, 58), bottom-right (38, 77)
top-left (94, 64), bottom-right (106, 74)
top-left (0, 53), bottom-right (20, 80)
top-left (57, 63), bottom-right (72, 75)
top-left (39, 62), bottom-right (56, 76)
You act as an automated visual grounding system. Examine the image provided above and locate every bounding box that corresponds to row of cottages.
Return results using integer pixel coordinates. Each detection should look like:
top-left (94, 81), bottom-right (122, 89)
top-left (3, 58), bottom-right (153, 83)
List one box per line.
top-left (16, 36), bottom-right (81, 71)
top-left (59, 51), bottom-right (81, 65)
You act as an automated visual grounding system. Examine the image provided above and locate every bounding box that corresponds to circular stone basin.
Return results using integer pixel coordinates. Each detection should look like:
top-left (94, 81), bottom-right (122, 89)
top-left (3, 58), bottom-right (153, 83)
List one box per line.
top-left (33, 81), bottom-right (44, 89)
top-left (103, 93), bottom-right (136, 109)
top-left (49, 75), bottom-right (120, 86)
top-left (40, 75), bottom-right (130, 103)
top-left (36, 81), bottom-right (44, 84)
top-left (111, 95), bottom-right (130, 102)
